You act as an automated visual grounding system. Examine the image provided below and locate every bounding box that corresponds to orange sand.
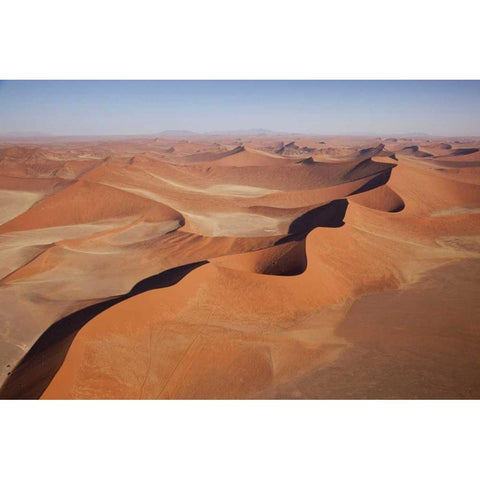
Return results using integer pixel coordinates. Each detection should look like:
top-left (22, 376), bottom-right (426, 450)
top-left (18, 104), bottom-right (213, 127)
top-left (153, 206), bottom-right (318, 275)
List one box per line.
top-left (0, 135), bottom-right (478, 399)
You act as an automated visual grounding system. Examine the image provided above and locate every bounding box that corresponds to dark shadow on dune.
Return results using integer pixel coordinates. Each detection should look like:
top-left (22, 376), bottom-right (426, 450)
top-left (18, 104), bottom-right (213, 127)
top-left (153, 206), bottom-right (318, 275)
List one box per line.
top-left (350, 170), bottom-right (405, 213)
top-left (0, 260), bottom-right (208, 400)
top-left (389, 203), bottom-right (405, 213)
top-left (295, 157), bottom-right (315, 165)
top-left (350, 169), bottom-right (393, 196)
top-left (275, 168), bottom-right (398, 264)
top-left (401, 146), bottom-right (433, 157)
top-left (289, 199), bottom-right (348, 233)
top-left (264, 200), bottom-right (348, 276)
top-left (358, 144), bottom-right (384, 158)
top-left (275, 199), bottom-right (349, 246)
top-left (451, 148), bottom-right (479, 156)
top-left (267, 262), bottom-right (306, 277)
top-left (183, 145), bottom-right (245, 163)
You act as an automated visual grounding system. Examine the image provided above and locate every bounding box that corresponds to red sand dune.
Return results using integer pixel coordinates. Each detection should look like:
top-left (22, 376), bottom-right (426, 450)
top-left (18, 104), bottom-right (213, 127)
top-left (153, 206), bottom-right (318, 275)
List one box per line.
top-left (0, 135), bottom-right (479, 399)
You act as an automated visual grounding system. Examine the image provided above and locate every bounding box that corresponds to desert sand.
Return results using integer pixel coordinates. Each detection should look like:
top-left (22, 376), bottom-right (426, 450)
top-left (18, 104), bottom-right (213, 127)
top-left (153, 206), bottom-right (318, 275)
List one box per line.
top-left (0, 134), bottom-right (479, 399)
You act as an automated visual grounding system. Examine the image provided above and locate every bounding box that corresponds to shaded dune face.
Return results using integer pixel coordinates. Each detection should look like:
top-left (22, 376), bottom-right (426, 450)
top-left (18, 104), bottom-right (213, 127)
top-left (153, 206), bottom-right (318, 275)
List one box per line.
top-left (349, 185), bottom-right (405, 212)
top-left (1, 136), bottom-right (479, 399)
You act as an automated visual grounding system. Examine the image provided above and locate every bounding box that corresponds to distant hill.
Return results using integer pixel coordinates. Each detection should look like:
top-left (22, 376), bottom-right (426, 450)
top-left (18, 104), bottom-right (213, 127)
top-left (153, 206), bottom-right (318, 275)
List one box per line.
top-left (155, 130), bottom-right (198, 136)
top-left (151, 128), bottom-right (295, 137)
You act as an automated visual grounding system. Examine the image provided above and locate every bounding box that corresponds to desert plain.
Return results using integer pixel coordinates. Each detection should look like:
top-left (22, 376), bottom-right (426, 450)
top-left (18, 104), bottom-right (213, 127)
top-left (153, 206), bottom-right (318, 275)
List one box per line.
top-left (0, 133), bottom-right (479, 399)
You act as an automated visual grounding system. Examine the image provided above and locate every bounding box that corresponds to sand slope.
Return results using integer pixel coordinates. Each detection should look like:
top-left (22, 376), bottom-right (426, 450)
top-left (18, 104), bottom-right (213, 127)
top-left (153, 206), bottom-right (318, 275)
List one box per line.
top-left (0, 135), bottom-right (479, 399)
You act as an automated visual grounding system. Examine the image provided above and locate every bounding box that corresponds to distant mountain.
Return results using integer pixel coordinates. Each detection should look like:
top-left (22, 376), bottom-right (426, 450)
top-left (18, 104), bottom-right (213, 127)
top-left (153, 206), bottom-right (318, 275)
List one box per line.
top-left (207, 128), bottom-right (293, 136)
top-left (154, 129), bottom-right (432, 137)
top-left (152, 128), bottom-right (295, 137)
top-left (155, 130), bottom-right (198, 136)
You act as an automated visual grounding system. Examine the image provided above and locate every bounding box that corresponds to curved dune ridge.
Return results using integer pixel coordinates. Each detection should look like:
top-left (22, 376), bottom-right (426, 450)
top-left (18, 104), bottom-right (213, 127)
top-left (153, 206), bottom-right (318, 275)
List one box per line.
top-left (0, 135), bottom-right (479, 399)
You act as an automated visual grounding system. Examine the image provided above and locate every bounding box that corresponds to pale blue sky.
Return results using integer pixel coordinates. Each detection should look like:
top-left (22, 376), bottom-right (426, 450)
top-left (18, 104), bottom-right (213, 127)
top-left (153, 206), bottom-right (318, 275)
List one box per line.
top-left (0, 80), bottom-right (479, 136)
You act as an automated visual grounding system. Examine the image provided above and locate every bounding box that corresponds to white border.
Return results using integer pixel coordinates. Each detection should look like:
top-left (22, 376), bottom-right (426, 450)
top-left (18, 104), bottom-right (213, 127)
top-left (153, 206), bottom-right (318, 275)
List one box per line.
top-left (1, 1), bottom-right (479, 479)
top-left (2, 0), bottom-right (480, 79)
top-left (1, 400), bottom-right (479, 479)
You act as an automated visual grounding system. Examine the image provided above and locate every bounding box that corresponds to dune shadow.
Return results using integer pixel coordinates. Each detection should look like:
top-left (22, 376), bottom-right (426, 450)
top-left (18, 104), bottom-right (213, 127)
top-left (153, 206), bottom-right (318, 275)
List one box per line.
top-left (350, 169), bottom-right (392, 196)
top-left (0, 260), bottom-right (208, 400)
top-left (350, 170), bottom-right (405, 213)
top-left (275, 199), bottom-right (349, 246)
top-left (451, 148), bottom-right (479, 156)
top-left (288, 199), bottom-right (348, 233)
top-left (274, 169), bottom-right (397, 264)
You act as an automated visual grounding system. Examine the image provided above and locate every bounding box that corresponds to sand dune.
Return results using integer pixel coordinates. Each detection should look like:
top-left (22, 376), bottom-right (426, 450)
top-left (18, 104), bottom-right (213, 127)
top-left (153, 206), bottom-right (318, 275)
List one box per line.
top-left (348, 184), bottom-right (405, 212)
top-left (0, 134), bottom-right (479, 399)
top-left (0, 190), bottom-right (44, 225)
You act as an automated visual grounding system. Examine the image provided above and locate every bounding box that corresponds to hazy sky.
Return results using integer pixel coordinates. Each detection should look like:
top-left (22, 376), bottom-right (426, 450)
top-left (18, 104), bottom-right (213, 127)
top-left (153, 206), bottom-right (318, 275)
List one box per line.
top-left (0, 80), bottom-right (479, 136)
